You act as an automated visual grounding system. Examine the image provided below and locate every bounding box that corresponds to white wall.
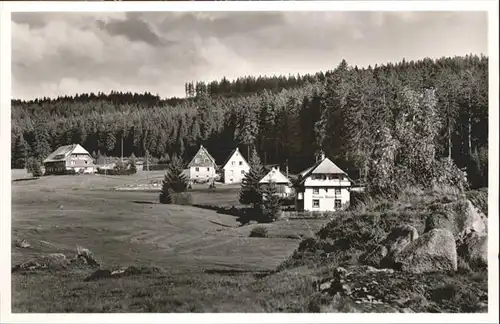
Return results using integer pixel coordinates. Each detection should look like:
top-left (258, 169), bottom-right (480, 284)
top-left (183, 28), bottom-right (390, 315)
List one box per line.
top-left (189, 166), bottom-right (216, 180)
top-left (222, 150), bottom-right (250, 184)
top-left (223, 167), bottom-right (248, 184)
top-left (302, 187), bottom-right (350, 212)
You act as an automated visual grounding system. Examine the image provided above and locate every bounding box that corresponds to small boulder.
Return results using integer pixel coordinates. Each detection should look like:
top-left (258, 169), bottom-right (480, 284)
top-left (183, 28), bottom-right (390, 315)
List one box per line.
top-left (76, 247), bottom-right (100, 267)
top-left (14, 239), bottom-right (31, 248)
top-left (393, 229), bottom-right (457, 273)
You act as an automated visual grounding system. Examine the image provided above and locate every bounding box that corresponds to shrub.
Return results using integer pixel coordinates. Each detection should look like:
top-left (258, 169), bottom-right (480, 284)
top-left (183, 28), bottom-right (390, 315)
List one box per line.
top-left (249, 226), bottom-right (268, 238)
top-left (171, 192), bottom-right (193, 206)
top-left (26, 157), bottom-right (43, 177)
top-left (317, 212), bottom-right (387, 251)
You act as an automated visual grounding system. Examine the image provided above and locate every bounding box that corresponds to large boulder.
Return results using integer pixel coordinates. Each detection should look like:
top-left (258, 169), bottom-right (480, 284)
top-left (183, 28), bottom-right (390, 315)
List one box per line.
top-left (425, 200), bottom-right (487, 236)
top-left (456, 230), bottom-right (488, 267)
top-left (393, 229), bottom-right (457, 273)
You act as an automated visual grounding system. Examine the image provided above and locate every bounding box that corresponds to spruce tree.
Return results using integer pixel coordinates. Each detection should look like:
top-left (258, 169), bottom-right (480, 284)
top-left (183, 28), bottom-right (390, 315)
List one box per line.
top-left (159, 155), bottom-right (188, 204)
top-left (239, 148), bottom-right (265, 209)
top-left (260, 181), bottom-right (283, 222)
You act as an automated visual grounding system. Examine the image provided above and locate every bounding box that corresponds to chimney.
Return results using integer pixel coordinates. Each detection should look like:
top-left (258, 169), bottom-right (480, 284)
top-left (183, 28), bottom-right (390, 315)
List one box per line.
top-left (321, 151), bottom-right (325, 161)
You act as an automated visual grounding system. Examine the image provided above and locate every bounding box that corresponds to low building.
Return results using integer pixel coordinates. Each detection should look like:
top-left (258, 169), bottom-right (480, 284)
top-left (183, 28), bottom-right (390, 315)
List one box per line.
top-left (295, 153), bottom-right (351, 212)
top-left (43, 144), bottom-right (96, 175)
top-left (187, 145), bottom-right (217, 182)
top-left (221, 147), bottom-right (250, 184)
top-left (259, 166), bottom-right (293, 198)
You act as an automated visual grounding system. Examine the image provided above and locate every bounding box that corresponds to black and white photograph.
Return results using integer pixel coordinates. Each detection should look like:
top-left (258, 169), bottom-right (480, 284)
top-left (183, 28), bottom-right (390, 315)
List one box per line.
top-left (1, 1), bottom-right (498, 322)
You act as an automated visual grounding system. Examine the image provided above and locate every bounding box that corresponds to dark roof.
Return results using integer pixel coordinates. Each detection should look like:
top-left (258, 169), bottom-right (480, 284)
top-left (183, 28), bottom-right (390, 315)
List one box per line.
top-left (187, 145), bottom-right (217, 168)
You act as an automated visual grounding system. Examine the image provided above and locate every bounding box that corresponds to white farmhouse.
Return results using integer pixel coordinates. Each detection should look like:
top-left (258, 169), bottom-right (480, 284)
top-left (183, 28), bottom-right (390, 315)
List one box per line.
top-left (221, 147), bottom-right (250, 184)
top-left (43, 144), bottom-right (96, 175)
top-left (295, 153), bottom-right (351, 212)
top-left (187, 145), bottom-right (218, 182)
top-left (259, 166), bottom-right (293, 198)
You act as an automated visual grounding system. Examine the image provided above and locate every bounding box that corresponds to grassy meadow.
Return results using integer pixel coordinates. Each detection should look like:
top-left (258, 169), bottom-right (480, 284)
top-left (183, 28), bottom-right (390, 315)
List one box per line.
top-left (11, 169), bottom-right (328, 312)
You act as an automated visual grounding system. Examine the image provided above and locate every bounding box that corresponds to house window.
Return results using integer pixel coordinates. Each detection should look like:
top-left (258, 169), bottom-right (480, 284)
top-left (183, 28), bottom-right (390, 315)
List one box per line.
top-left (85, 161), bottom-right (88, 164)
top-left (313, 188), bottom-right (319, 194)
top-left (232, 161), bottom-right (235, 165)
top-left (195, 158), bottom-right (199, 163)
top-left (335, 188), bottom-right (341, 195)
top-left (239, 161), bottom-right (243, 165)
top-left (325, 188), bottom-right (328, 193)
top-left (195, 167), bottom-right (199, 172)
top-left (207, 167), bottom-right (210, 171)
top-left (313, 199), bottom-right (320, 208)
top-left (335, 199), bottom-right (342, 209)
top-left (241, 170), bottom-right (245, 175)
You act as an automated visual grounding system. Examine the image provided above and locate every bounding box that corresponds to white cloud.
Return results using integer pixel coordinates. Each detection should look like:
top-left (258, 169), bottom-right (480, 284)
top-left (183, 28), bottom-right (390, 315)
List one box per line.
top-left (11, 11), bottom-right (488, 100)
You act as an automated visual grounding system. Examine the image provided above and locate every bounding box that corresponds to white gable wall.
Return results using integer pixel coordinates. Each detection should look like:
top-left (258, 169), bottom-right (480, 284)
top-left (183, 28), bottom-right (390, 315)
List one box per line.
top-left (302, 186), bottom-right (350, 212)
top-left (71, 144), bottom-right (91, 155)
top-left (222, 150), bottom-right (250, 184)
top-left (189, 166), bottom-right (217, 181)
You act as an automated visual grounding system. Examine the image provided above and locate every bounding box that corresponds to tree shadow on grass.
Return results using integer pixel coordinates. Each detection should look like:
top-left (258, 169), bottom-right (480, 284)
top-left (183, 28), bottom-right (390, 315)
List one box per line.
top-left (132, 200), bottom-right (158, 205)
top-left (13, 177), bottom-right (39, 182)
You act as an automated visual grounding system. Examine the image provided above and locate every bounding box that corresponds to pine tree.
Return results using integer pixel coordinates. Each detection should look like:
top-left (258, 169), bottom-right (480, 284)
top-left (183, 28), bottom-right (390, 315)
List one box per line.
top-left (13, 133), bottom-right (29, 168)
top-left (32, 118), bottom-right (52, 161)
top-left (239, 148), bottom-right (265, 209)
top-left (159, 155), bottom-right (189, 204)
top-left (260, 181), bottom-right (282, 222)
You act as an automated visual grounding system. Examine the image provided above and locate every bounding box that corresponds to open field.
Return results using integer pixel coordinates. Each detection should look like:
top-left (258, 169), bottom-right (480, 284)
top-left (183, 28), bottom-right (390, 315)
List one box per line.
top-left (11, 170), bottom-right (328, 312)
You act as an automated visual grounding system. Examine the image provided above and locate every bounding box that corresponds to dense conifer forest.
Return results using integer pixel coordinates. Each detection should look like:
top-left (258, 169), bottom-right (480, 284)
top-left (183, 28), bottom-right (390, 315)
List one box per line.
top-left (11, 55), bottom-right (488, 190)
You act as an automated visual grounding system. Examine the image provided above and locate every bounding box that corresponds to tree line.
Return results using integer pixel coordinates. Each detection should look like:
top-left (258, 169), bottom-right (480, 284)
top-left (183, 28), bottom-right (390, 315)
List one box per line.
top-left (11, 54), bottom-right (488, 190)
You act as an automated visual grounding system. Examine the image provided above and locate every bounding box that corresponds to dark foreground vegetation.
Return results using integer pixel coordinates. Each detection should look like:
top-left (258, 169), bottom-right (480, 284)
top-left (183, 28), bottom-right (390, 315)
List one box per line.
top-left (12, 186), bottom-right (488, 313)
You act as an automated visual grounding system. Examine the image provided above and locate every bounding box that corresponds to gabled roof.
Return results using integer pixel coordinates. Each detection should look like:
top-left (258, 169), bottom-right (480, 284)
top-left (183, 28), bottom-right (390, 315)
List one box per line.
top-left (298, 157), bottom-right (347, 184)
top-left (221, 147), bottom-right (249, 170)
top-left (259, 168), bottom-right (291, 185)
top-left (43, 144), bottom-right (91, 163)
top-left (187, 145), bottom-right (217, 168)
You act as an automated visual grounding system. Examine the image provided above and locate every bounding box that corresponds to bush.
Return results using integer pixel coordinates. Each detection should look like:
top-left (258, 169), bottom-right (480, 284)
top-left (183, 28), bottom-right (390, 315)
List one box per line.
top-left (317, 212), bottom-right (387, 251)
top-left (171, 192), bottom-right (193, 206)
top-left (26, 158), bottom-right (43, 177)
top-left (249, 226), bottom-right (268, 238)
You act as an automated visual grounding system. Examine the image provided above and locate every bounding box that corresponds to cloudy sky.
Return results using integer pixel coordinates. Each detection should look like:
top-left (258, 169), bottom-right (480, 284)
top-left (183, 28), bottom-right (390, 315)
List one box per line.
top-left (12, 11), bottom-right (487, 100)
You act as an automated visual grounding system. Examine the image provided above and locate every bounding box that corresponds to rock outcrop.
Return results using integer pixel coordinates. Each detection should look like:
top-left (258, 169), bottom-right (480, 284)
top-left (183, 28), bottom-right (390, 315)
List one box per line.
top-left (456, 230), bottom-right (488, 267)
top-left (425, 200), bottom-right (487, 236)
